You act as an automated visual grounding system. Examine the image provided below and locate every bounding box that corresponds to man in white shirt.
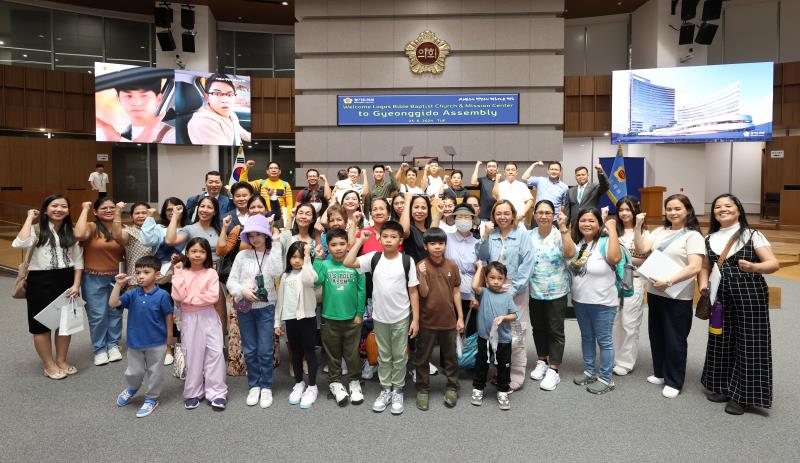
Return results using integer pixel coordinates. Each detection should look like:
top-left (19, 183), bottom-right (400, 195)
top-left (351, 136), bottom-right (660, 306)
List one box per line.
top-left (492, 162), bottom-right (533, 228)
top-left (88, 164), bottom-right (110, 199)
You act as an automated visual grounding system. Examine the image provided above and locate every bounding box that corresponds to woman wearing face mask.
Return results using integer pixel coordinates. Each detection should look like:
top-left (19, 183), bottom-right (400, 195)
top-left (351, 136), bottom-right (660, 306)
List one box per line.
top-left (305, 189), bottom-right (327, 219)
top-left (527, 200), bottom-right (570, 391)
top-left (217, 195), bottom-right (275, 376)
top-left (476, 200), bottom-right (534, 391)
top-left (74, 197), bottom-right (125, 366)
top-left (444, 203), bottom-right (480, 337)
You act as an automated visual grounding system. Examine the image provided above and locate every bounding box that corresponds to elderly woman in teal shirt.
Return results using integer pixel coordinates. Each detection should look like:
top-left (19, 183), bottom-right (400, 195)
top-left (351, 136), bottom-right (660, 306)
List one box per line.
top-left (477, 199), bottom-right (534, 391)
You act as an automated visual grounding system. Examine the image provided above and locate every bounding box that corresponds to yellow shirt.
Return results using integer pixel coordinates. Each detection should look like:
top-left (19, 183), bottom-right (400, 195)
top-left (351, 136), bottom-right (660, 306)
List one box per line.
top-left (241, 167), bottom-right (294, 212)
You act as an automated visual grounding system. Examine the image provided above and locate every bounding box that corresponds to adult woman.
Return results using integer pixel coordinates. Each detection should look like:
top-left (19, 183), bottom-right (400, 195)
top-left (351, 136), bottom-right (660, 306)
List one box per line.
top-left (561, 208), bottom-right (621, 394)
top-left (390, 193), bottom-right (405, 222)
top-left (444, 170), bottom-right (469, 204)
top-left (634, 194), bottom-right (705, 399)
top-left (612, 196), bottom-right (648, 376)
top-left (280, 202), bottom-right (317, 259)
top-left (305, 188), bottom-right (328, 219)
top-left (444, 203), bottom-right (479, 336)
top-left (477, 200), bottom-right (534, 391)
top-left (165, 196), bottom-right (227, 333)
top-left (353, 198), bottom-right (399, 255)
top-left (13, 196), bottom-right (83, 379)
top-left (75, 197), bottom-right (125, 366)
top-left (527, 200), bottom-right (570, 391)
top-left (436, 195), bottom-right (458, 234)
top-left (218, 194), bottom-right (275, 376)
top-left (399, 192), bottom-right (432, 264)
top-left (140, 197), bottom-right (187, 365)
top-left (699, 194), bottom-right (778, 415)
top-left (112, 202), bottom-right (156, 288)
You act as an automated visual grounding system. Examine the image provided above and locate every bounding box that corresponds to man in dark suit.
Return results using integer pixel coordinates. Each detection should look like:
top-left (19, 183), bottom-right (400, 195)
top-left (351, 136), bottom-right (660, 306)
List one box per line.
top-left (185, 170), bottom-right (235, 222)
top-left (564, 164), bottom-right (609, 225)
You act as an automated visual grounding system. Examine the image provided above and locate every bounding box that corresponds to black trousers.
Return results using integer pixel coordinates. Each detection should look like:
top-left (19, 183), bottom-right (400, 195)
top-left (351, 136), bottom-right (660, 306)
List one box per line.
top-left (285, 317), bottom-right (319, 386)
top-left (647, 293), bottom-right (693, 389)
top-left (461, 300), bottom-right (478, 337)
top-left (473, 337), bottom-right (511, 393)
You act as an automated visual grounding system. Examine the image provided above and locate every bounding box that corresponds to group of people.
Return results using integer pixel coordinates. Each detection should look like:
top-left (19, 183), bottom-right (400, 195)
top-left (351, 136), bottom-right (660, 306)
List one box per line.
top-left (13, 158), bottom-right (778, 418)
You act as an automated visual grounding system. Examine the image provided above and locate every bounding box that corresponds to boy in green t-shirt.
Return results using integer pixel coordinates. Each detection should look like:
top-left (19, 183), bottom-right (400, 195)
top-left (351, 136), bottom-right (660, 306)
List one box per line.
top-left (314, 228), bottom-right (366, 406)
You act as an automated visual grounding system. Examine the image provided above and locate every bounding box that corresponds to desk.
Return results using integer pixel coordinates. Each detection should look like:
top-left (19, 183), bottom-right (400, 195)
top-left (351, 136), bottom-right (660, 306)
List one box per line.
top-left (780, 185), bottom-right (800, 225)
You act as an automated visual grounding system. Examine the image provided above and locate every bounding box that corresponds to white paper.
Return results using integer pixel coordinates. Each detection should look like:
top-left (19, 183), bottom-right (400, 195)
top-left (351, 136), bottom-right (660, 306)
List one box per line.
top-left (636, 249), bottom-right (692, 299)
top-left (160, 261), bottom-right (172, 276)
top-left (709, 263), bottom-right (722, 303)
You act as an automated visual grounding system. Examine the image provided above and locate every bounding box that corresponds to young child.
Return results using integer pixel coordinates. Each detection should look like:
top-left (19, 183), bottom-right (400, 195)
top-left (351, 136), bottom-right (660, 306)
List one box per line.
top-left (109, 256), bottom-right (174, 418)
top-left (415, 228), bottom-right (464, 411)
top-left (275, 241), bottom-right (320, 409)
top-left (226, 214), bottom-right (284, 409)
top-left (471, 261), bottom-right (519, 411)
top-left (171, 237), bottom-right (227, 410)
top-left (314, 228), bottom-right (366, 406)
top-left (344, 220), bottom-right (419, 416)
top-left (333, 169), bottom-right (356, 204)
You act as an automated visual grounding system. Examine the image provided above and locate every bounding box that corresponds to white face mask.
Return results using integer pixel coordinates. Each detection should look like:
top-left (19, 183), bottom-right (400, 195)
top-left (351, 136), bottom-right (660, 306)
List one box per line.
top-left (455, 219), bottom-right (473, 233)
top-left (311, 202), bottom-right (322, 213)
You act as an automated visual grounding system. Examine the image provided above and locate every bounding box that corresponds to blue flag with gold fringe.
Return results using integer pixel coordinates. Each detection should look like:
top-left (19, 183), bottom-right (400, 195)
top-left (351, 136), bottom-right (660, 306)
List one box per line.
top-left (607, 143), bottom-right (627, 204)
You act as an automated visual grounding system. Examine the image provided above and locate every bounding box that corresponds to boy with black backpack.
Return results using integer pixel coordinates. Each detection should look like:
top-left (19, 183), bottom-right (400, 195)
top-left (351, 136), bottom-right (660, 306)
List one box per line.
top-left (344, 220), bottom-right (419, 416)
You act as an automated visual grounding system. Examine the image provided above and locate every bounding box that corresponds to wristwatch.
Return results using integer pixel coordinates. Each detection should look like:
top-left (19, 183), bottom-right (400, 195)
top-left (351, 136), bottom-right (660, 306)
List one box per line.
top-left (666, 279), bottom-right (673, 287)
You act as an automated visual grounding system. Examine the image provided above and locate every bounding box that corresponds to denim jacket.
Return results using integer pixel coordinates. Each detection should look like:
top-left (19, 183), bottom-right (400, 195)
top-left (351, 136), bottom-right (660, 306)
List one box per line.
top-left (477, 226), bottom-right (534, 297)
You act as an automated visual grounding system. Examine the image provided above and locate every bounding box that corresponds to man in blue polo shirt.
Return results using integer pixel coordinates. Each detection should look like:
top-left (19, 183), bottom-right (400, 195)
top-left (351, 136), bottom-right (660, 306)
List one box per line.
top-left (521, 161), bottom-right (569, 217)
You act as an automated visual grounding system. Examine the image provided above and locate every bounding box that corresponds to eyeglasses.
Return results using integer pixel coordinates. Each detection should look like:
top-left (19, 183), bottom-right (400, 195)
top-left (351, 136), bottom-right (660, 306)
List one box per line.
top-left (535, 211), bottom-right (554, 217)
top-left (208, 91), bottom-right (235, 97)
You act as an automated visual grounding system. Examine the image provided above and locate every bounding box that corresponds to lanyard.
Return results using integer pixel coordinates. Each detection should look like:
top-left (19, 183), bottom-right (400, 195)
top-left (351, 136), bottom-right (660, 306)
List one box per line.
top-left (252, 249), bottom-right (268, 276)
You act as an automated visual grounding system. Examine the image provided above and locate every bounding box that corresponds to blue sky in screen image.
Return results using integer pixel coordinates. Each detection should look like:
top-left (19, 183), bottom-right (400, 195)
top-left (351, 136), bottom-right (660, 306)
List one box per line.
top-left (627, 62), bottom-right (773, 124)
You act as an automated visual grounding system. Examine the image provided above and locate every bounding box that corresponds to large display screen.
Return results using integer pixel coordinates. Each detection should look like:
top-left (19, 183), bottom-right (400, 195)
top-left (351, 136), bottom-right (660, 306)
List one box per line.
top-left (95, 63), bottom-right (251, 146)
top-left (337, 93), bottom-right (519, 125)
top-left (611, 62), bottom-right (773, 144)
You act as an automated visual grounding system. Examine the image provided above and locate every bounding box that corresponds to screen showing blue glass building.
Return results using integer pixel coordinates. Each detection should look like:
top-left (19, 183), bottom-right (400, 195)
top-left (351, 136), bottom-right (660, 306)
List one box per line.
top-left (629, 75), bottom-right (676, 134)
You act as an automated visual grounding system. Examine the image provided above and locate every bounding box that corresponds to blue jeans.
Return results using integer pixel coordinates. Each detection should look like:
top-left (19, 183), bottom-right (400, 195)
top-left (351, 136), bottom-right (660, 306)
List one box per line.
top-left (574, 302), bottom-right (616, 383)
top-left (82, 273), bottom-right (123, 354)
top-left (237, 305), bottom-right (275, 389)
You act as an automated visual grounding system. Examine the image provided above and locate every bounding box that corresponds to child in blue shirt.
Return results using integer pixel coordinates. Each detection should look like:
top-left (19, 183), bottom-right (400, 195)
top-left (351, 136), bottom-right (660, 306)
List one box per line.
top-left (470, 261), bottom-right (519, 411)
top-left (109, 255), bottom-right (174, 418)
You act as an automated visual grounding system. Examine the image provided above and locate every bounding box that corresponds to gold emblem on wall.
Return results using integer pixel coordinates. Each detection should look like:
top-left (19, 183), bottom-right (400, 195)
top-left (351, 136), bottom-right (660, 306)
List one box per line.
top-left (405, 30), bottom-right (450, 74)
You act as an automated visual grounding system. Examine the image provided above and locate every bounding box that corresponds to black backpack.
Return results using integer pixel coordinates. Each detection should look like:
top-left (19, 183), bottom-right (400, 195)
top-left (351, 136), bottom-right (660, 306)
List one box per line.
top-left (367, 252), bottom-right (412, 298)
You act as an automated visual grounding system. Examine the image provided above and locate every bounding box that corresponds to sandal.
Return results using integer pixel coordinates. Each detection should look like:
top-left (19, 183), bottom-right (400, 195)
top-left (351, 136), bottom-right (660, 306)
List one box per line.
top-left (43, 368), bottom-right (67, 380)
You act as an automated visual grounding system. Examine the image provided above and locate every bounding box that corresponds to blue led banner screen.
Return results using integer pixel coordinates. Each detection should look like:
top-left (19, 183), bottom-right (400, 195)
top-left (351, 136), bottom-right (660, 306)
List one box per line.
top-left (611, 62), bottom-right (773, 144)
top-left (337, 93), bottom-right (520, 126)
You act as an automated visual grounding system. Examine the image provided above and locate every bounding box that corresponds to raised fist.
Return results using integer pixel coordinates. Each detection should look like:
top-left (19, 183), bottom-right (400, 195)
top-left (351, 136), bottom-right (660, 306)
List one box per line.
top-left (173, 205), bottom-right (184, 217)
top-left (222, 215), bottom-right (233, 228)
top-left (246, 160), bottom-right (256, 168)
top-left (82, 202), bottom-right (93, 210)
top-left (27, 209), bottom-right (40, 220)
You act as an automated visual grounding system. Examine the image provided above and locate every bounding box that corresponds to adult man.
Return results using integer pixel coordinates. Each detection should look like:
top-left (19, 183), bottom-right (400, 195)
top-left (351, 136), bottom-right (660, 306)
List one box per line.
top-left (470, 160), bottom-right (498, 222)
top-left (88, 163), bottom-right (110, 199)
top-left (521, 161), bottom-right (569, 217)
top-left (492, 162), bottom-right (533, 228)
top-left (296, 168), bottom-right (331, 205)
top-left (187, 73), bottom-right (251, 146)
top-left (95, 77), bottom-right (175, 143)
top-left (563, 164), bottom-right (609, 225)
top-left (185, 170), bottom-right (235, 221)
top-left (242, 160), bottom-right (293, 228)
top-left (363, 164), bottom-right (398, 213)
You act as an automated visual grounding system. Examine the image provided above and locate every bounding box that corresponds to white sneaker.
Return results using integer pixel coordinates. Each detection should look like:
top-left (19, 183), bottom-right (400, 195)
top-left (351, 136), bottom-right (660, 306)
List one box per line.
top-left (289, 382), bottom-right (306, 405)
top-left (540, 368), bottom-right (561, 391)
top-left (259, 388), bottom-right (273, 408)
top-left (429, 362), bottom-right (438, 375)
top-left (391, 389), bottom-right (404, 415)
top-left (647, 375), bottom-right (665, 385)
top-left (246, 387), bottom-right (261, 406)
top-left (372, 389), bottom-right (392, 412)
top-left (613, 366), bottom-right (630, 376)
top-left (662, 386), bottom-right (680, 399)
top-left (108, 346), bottom-right (123, 362)
top-left (529, 360), bottom-right (548, 381)
top-left (362, 362), bottom-right (377, 380)
top-left (163, 353), bottom-right (174, 366)
top-left (300, 385), bottom-right (318, 409)
top-left (330, 382), bottom-right (350, 406)
top-left (94, 351), bottom-right (109, 366)
top-left (349, 380), bottom-right (364, 405)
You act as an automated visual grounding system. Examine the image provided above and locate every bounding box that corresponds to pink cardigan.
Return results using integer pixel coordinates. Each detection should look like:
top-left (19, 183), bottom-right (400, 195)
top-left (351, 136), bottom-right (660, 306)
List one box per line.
top-left (171, 267), bottom-right (219, 312)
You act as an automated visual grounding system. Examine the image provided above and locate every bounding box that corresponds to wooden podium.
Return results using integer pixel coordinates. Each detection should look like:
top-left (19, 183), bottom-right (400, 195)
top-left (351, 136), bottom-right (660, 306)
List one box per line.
top-left (638, 186), bottom-right (667, 218)
top-left (780, 185), bottom-right (800, 225)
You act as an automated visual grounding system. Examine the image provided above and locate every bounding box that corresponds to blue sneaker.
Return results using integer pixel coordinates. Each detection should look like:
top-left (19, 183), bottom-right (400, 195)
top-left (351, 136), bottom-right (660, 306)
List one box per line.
top-left (116, 388), bottom-right (137, 407)
top-left (184, 397), bottom-right (200, 409)
top-left (211, 398), bottom-right (227, 410)
top-left (136, 399), bottom-right (159, 418)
